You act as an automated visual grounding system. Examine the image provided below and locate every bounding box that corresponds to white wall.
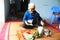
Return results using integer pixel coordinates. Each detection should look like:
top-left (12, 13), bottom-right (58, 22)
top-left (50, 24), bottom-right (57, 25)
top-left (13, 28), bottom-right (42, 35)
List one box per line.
top-left (30, 0), bottom-right (60, 19)
top-left (0, 0), bottom-right (5, 22)
top-left (0, 0), bottom-right (10, 22)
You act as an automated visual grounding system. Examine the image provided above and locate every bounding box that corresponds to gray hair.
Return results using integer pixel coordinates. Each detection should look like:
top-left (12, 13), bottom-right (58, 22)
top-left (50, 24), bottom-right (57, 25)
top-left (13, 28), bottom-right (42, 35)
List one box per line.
top-left (28, 3), bottom-right (35, 9)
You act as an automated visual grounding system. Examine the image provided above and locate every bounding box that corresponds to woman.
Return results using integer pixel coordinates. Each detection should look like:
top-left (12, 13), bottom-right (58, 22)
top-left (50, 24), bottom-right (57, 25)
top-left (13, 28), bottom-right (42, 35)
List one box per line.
top-left (23, 3), bottom-right (44, 29)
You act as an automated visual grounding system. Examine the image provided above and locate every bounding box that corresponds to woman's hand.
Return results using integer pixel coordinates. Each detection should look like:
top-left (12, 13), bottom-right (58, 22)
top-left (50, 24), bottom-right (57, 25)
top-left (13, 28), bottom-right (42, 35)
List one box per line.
top-left (27, 20), bottom-right (33, 24)
top-left (25, 21), bottom-right (33, 26)
top-left (41, 21), bottom-right (44, 26)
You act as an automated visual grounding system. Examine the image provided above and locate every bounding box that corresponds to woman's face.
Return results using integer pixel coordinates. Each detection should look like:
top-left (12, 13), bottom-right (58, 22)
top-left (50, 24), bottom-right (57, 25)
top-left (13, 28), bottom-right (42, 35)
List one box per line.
top-left (29, 8), bottom-right (35, 13)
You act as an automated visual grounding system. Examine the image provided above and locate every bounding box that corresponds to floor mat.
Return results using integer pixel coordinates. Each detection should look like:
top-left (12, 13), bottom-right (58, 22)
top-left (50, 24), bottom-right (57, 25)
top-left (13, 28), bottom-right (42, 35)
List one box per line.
top-left (0, 22), bottom-right (10, 40)
top-left (5, 21), bottom-right (60, 40)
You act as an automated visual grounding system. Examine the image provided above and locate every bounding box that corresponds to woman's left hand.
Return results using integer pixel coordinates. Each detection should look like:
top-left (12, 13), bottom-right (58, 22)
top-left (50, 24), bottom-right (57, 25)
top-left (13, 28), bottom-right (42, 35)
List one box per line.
top-left (41, 21), bottom-right (44, 26)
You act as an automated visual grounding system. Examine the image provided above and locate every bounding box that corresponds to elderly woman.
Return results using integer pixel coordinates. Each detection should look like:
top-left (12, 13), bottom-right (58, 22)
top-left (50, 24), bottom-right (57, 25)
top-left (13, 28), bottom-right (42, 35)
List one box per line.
top-left (23, 3), bottom-right (44, 29)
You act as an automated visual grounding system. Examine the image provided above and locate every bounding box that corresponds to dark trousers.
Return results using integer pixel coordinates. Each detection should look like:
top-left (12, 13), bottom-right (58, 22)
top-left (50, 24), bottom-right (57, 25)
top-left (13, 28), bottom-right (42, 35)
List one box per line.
top-left (23, 13), bottom-right (42, 29)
